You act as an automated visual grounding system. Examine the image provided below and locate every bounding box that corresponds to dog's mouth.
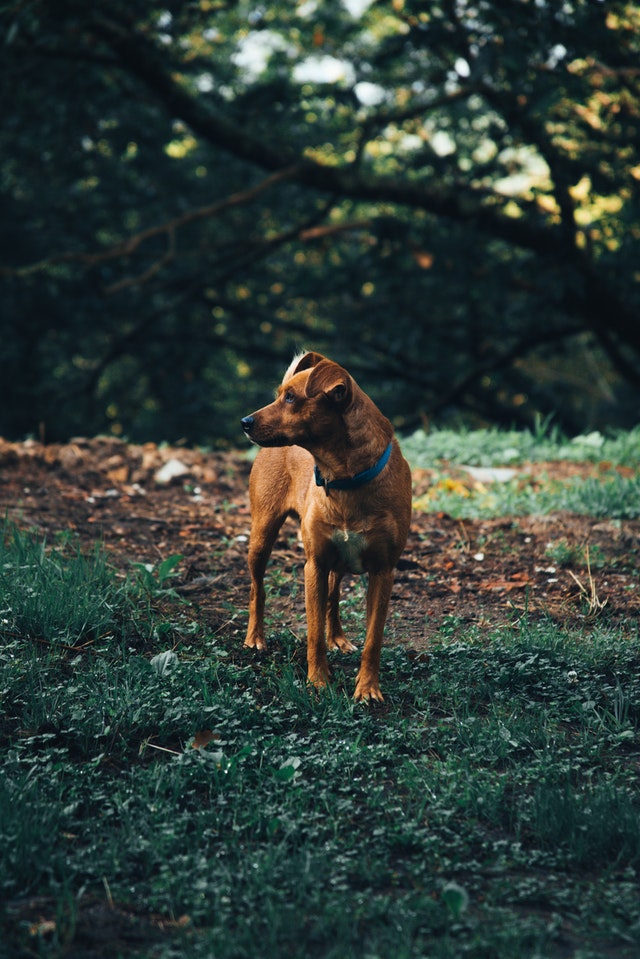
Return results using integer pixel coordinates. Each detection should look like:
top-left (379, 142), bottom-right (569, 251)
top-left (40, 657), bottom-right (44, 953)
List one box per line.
top-left (241, 414), bottom-right (308, 448)
top-left (241, 415), bottom-right (274, 446)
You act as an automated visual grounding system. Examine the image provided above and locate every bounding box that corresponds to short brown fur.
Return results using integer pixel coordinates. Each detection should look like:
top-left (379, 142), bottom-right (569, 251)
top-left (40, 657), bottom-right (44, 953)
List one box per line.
top-left (241, 352), bottom-right (412, 701)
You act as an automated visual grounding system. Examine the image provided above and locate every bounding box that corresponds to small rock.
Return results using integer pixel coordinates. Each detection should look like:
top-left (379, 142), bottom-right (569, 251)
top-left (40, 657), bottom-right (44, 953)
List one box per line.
top-left (155, 458), bottom-right (190, 484)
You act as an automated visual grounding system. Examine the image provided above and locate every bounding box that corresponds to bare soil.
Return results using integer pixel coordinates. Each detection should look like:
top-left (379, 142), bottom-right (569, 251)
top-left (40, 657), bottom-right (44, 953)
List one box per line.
top-left (1, 436), bottom-right (638, 647)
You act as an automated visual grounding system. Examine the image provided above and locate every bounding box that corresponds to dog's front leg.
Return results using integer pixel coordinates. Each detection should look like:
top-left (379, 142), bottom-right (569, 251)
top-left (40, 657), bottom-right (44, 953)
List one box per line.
top-left (245, 511), bottom-right (286, 651)
top-left (304, 558), bottom-right (330, 688)
top-left (354, 571), bottom-right (394, 702)
top-left (245, 543), bottom-right (269, 651)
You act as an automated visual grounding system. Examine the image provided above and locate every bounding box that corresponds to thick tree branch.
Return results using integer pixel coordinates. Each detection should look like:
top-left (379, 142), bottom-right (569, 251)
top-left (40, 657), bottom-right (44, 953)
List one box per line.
top-left (0, 167), bottom-right (296, 278)
top-left (88, 12), bottom-right (567, 260)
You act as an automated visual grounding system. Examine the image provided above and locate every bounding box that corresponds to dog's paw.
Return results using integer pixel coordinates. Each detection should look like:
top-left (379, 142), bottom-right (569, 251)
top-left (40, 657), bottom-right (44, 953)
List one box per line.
top-left (307, 667), bottom-right (330, 690)
top-left (244, 634), bottom-right (268, 652)
top-left (353, 674), bottom-right (384, 703)
top-left (326, 633), bottom-right (357, 653)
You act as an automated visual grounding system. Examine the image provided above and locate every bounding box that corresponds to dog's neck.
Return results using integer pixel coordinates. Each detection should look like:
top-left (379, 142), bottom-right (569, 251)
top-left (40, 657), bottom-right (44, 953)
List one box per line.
top-left (302, 381), bottom-right (395, 489)
top-left (314, 441), bottom-right (393, 493)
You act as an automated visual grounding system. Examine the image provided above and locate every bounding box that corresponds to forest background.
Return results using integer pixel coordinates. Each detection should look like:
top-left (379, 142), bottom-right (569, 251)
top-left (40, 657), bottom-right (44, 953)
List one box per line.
top-left (1, 0), bottom-right (638, 447)
top-left (2, 6), bottom-right (640, 955)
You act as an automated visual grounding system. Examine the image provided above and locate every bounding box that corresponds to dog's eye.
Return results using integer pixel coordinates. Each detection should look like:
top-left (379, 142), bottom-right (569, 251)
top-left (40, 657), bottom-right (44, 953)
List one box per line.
top-left (284, 390), bottom-right (296, 404)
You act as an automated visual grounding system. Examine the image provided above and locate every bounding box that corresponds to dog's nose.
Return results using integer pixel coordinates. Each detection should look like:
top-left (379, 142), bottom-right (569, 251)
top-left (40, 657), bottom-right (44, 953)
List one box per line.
top-left (241, 415), bottom-right (255, 434)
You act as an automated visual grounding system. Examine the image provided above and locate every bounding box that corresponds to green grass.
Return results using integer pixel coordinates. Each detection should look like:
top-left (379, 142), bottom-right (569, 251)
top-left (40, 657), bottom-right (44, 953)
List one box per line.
top-left (415, 469), bottom-right (640, 519)
top-left (3, 619), bottom-right (639, 958)
top-left (1, 424), bottom-right (640, 959)
top-left (404, 422), bottom-right (640, 519)
top-left (402, 421), bottom-right (640, 468)
top-left (0, 522), bottom-right (126, 647)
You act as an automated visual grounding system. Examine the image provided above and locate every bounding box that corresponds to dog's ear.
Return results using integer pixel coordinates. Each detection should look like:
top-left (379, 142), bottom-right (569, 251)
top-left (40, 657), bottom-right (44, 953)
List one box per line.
top-left (291, 351), bottom-right (327, 376)
top-left (306, 360), bottom-right (352, 407)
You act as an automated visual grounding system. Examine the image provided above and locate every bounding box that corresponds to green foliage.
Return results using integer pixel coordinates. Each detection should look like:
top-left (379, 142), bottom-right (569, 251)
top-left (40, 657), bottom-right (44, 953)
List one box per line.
top-left (131, 553), bottom-right (185, 599)
top-left (1, 518), bottom-right (640, 957)
top-left (0, 1), bottom-right (639, 444)
top-left (418, 469), bottom-right (640, 520)
top-left (406, 422), bottom-right (640, 519)
top-left (0, 519), bottom-right (124, 646)
top-left (403, 423), bottom-right (640, 468)
top-left (545, 539), bottom-right (606, 568)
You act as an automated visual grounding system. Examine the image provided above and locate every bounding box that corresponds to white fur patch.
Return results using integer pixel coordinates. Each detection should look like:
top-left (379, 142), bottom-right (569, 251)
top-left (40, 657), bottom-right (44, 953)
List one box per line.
top-left (283, 351), bottom-right (307, 383)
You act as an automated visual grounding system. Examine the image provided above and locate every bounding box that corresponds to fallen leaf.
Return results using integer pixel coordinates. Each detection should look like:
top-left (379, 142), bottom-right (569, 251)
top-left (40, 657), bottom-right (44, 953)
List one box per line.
top-left (481, 577), bottom-right (531, 592)
top-left (107, 466), bottom-right (129, 484)
top-left (192, 729), bottom-right (220, 750)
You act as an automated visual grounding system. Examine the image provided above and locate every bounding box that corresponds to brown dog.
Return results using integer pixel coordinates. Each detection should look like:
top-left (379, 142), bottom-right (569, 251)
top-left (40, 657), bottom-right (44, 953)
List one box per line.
top-left (241, 352), bottom-right (411, 701)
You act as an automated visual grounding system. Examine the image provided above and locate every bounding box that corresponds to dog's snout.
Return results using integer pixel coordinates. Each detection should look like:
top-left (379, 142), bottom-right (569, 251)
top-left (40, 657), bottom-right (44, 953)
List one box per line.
top-left (241, 415), bottom-right (255, 434)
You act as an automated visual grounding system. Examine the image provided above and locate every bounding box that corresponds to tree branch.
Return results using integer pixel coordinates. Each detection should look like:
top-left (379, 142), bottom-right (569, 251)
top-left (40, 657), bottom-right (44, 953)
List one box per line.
top-left (87, 12), bottom-right (567, 259)
top-left (0, 167), bottom-right (297, 279)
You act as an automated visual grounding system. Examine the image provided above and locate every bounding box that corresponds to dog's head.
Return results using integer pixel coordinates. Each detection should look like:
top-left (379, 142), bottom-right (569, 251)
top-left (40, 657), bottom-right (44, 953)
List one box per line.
top-left (241, 352), bottom-right (353, 448)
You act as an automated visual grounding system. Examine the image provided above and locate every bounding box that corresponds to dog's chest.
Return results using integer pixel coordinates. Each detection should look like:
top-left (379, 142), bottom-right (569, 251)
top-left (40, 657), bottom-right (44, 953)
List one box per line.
top-left (330, 528), bottom-right (368, 573)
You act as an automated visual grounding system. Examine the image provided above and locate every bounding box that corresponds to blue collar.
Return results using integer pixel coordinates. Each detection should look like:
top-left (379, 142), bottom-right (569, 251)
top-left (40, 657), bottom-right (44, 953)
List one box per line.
top-left (314, 442), bottom-right (393, 492)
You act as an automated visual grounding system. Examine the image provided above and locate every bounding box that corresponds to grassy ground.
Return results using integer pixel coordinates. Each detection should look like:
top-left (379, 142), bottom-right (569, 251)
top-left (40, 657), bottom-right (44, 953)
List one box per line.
top-left (1, 428), bottom-right (640, 958)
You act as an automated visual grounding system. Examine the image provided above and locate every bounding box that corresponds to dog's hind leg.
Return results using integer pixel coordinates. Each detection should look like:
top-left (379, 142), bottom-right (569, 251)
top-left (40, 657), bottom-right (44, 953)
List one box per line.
top-left (326, 572), bottom-right (357, 653)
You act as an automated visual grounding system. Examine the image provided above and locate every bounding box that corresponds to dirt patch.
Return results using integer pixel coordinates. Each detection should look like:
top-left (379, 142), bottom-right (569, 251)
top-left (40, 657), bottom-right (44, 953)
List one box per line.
top-left (1, 436), bottom-right (638, 648)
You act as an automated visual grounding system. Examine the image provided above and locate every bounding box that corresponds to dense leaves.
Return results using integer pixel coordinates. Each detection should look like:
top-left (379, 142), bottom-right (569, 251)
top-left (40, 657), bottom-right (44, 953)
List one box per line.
top-left (1, 0), bottom-right (639, 442)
